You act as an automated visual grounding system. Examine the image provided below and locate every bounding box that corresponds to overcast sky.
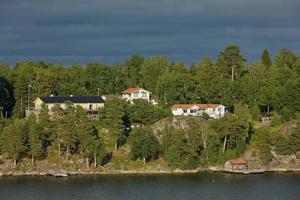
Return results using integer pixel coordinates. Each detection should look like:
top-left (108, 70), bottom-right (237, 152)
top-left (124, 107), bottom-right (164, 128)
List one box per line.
top-left (0, 0), bottom-right (299, 66)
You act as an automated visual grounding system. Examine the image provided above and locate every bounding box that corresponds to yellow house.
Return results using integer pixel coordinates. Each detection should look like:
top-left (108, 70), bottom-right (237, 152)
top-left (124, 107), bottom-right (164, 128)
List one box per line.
top-left (33, 96), bottom-right (105, 117)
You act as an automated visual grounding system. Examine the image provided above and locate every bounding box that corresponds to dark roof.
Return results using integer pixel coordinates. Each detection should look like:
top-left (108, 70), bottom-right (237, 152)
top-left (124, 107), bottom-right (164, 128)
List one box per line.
top-left (38, 96), bottom-right (105, 104)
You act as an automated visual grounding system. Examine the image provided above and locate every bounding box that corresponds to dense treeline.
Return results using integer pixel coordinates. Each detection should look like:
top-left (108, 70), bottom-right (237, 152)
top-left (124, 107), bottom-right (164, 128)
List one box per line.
top-left (1, 46), bottom-right (300, 119)
top-left (0, 44), bottom-right (300, 169)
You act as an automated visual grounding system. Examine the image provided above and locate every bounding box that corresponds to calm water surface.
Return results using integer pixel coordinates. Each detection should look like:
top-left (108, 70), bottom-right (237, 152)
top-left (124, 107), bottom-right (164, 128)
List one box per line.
top-left (0, 173), bottom-right (299, 200)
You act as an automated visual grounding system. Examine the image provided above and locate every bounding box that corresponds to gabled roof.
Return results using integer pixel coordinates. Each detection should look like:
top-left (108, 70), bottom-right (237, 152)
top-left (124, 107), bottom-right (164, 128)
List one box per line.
top-left (171, 104), bottom-right (222, 109)
top-left (121, 87), bottom-right (148, 94)
top-left (37, 96), bottom-right (105, 104)
top-left (229, 159), bottom-right (247, 165)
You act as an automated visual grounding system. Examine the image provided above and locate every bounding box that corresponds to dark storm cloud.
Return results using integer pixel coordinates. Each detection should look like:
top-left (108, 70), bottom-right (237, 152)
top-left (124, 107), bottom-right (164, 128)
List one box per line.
top-left (0, 0), bottom-right (299, 65)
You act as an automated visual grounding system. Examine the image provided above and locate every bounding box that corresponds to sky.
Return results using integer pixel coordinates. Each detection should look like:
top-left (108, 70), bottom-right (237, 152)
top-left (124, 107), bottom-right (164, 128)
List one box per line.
top-left (0, 0), bottom-right (299, 66)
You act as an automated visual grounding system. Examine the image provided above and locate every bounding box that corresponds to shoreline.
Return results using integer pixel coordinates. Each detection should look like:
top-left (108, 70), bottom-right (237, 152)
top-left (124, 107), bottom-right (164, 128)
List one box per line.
top-left (1, 168), bottom-right (300, 177)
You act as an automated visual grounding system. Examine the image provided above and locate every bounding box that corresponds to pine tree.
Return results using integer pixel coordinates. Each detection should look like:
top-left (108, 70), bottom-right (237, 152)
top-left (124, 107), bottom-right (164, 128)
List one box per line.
top-left (1, 119), bottom-right (26, 166)
top-left (129, 128), bottom-right (161, 163)
top-left (216, 44), bottom-right (246, 82)
top-left (51, 103), bottom-right (65, 158)
top-left (261, 48), bottom-right (272, 68)
top-left (35, 104), bottom-right (53, 153)
top-left (27, 114), bottom-right (42, 166)
top-left (290, 118), bottom-right (300, 153)
top-left (92, 139), bottom-right (106, 167)
top-left (102, 97), bottom-right (126, 152)
top-left (76, 106), bottom-right (99, 168)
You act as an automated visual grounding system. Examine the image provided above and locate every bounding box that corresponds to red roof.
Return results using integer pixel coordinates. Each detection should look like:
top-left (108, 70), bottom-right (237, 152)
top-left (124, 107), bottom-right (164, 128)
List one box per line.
top-left (171, 104), bottom-right (221, 109)
top-left (229, 159), bottom-right (247, 165)
top-left (121, 87), bottom-right (140, 94)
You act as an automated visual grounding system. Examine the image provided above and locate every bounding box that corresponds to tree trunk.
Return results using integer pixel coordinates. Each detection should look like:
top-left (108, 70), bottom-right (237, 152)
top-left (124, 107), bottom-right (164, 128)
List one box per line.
top-left (31, 155), bottom-right (34, 166)
top-left (13, 156), bottom-right (17, 167)
top-left (66, 146), bottom-right (69, 160)
top-left (58, 142), bottom-right (61, 158)
top-left (94, 153), bottom-right (97, 168)
top-left (86, 158), bottom-right (89, 169)
top-left (223, 134), bottom-right (227, 154)
top-left (267, 105), bottom-right (270, 114)
top-left (201, 133), bottom-right (207, 150)
top-left (143, 158), bottom-right (146, 164)
top-left (231, 66), bottom-right (234, 82)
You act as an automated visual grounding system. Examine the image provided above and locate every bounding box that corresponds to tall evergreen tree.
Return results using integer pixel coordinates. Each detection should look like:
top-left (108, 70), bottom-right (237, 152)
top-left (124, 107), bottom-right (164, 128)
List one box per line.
top-left (35, 104), bottom-right (53, 152)
top-left (290, 117), bottom-right (300, 153)
top-left (51, 104), bottom-right (65, 158)
top-left (27, 114), bottom-right (42, 166)
top-left (261, 48), bottom-right (272, 68)
top-left (216, 44), bottom-right (246, 82)
top-left (76, 106), bottom-right (99, 168)
top-left (102, 97), bottom-right (127, 152)
top-left (1, 119), bottom-right (26, 166)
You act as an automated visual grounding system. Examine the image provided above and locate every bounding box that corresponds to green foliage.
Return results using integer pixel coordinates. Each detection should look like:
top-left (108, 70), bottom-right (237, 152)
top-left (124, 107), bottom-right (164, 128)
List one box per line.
top-left (127, 99), bottom-right (169, 125)
top-left (161, 126), bottom-right (201, 169)
top-left (27, 114), bottom-right (42, 163)
top-left (216, 44), bottom-right (246, 81)
top-left (274, 134), bottom-right (293, 155)
top-left (102, 97), bottom-right (127, 151)
top-left (0, 45), bottom-right (300, 169)
top-left (290, 118), bottom-right (300, 153)
top-left (234, 102), bottom-right (253, 122)
top-left (261, 48), bottom-right (272, 68)
top-left (0, 77), bottom-right (15, 117)
top-left (251, 127), bottom-right (273, 164)
top-left (270, 112), bottom-right (282, 127)
top-left (212, 113), bottom-right (250, 156)
top-left (202, 112), bottom-right (210, 120)
top-left (274, 49), bottom-right (298, 69)
top-left (156, 73), bottom-right (203, 106)
top-left (129, 128), bottom-right (161, 162)
top-left (140, 56), bottom-right (169, 94)
top-left (250, 105), bottom-right (261, 122)
top-left (35, 104), bottom-right (53, 152)
top-left (278, 78), bottom-right (300, 120)
top-left (1, 119), bottom-right (26, 165)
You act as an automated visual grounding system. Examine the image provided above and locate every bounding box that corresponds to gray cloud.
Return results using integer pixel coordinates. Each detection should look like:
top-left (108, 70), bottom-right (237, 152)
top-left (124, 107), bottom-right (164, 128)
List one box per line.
top-left (0, 0), bottom-right (299, 65)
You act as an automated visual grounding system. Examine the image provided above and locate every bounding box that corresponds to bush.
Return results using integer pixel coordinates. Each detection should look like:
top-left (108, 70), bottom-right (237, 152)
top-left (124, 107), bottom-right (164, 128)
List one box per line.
top-left (274, 134), bottom-right (292, 155)
top-left (271, 112), bottom-right (282, 127)
top-left (129, 128), bottom-right (161, 162)
top-left (251, 127), bottom-right (273, 164)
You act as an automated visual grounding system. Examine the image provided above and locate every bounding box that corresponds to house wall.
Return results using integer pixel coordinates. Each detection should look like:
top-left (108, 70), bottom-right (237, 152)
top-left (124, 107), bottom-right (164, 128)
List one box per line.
top-left (35, 101), bottom-right (104, 111)
top-left (172, 105), bottom-right (226, 119)
top-left (122, 89), bottom-right (150, 102)
top-left (224, 161), bottom-right (248, 171)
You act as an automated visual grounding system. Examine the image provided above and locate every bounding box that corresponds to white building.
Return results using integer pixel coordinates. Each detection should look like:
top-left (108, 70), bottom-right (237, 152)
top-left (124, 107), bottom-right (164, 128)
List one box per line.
top-left (171, 104), bottom-right (226, 119)
top-left (121, 87), bottom-right (150, 103)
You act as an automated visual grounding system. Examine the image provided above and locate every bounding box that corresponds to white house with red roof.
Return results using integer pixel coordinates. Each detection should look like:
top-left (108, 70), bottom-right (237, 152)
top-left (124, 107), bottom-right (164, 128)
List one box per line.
top-left (121, 87), bottom-right (151, 103)
top-left (171, 104), bottom-right (226, 119)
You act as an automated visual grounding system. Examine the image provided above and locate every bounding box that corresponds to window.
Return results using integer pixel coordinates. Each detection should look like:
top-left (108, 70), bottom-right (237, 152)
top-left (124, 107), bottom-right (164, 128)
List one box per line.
top-left (218, 108), bottom-right (222, 112)
top-left (89, 104), bottom-right (93, 110)
top-left (190, 110), bottom-right (197, 114)
top-left (133, 92), bottom-right (139, 97)
top-left (183, 109), bottom-right (187, 113)
top-left (141, 91), bottom-right (147, 97)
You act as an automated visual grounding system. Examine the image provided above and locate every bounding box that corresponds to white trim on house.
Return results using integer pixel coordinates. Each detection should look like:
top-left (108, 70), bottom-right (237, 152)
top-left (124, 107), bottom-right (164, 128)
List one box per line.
top-left (121, 87), bottom-right (150, 103)
top-left (171, 104), bottom-right (226, 119)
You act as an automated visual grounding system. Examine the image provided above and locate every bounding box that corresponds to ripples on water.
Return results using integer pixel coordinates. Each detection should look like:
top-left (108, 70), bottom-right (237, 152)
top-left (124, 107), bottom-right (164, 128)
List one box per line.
top-left (0, 173), bottom-right (299, 200)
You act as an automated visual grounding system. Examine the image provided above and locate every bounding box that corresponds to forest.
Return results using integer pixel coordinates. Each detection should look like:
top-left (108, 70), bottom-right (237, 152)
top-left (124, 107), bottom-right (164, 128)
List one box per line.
top-left (0, 44), bottom-right (300, 170)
